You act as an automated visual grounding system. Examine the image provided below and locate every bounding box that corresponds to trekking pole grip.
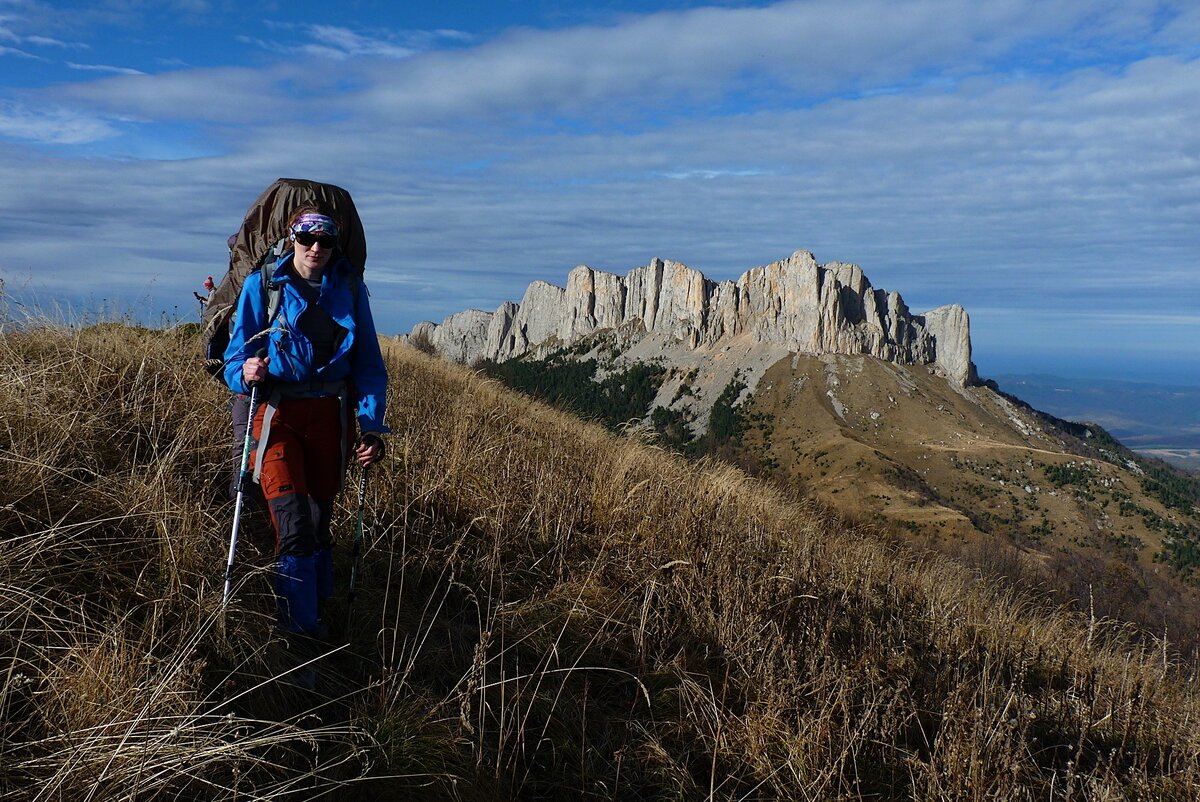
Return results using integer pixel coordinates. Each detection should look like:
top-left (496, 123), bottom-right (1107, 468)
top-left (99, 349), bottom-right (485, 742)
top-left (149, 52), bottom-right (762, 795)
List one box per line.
top-left (250, 347), bottom-right (267, 388)
top-left (235, 348), bottom-right (269, 492)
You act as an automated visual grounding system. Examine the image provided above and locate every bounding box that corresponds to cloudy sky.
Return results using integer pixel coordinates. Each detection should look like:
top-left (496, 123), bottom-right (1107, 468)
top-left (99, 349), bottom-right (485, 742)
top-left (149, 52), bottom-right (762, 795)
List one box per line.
top-left (1, 0), bottom-right (1197, 384)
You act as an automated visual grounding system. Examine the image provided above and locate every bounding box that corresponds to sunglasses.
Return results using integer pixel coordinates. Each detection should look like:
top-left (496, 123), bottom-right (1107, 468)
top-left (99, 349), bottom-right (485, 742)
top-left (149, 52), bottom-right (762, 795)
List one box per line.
top-left (293, 231), bottom-right (337, 249)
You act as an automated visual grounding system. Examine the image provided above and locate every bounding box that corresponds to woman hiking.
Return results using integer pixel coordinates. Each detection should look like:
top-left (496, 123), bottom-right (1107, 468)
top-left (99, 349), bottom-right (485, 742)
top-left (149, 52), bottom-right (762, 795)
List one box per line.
top-left (223, 205), bottom-right (388, 641)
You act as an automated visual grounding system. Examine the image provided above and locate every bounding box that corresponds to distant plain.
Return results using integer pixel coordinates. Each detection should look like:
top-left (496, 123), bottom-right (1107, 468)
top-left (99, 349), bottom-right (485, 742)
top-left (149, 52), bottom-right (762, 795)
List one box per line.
top-left (993, 374), bottom-right (1200, 471)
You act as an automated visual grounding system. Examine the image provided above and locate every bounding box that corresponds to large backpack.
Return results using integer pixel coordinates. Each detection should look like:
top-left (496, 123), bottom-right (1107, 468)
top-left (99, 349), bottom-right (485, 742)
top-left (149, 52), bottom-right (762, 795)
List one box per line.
top-left (202, 178), bottom-right (367, 380)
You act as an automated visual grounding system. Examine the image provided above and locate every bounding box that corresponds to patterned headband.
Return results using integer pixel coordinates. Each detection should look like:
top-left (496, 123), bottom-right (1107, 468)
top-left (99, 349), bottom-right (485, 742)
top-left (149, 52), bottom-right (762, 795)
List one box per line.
top-left (291, 213), bottom-right (339, 238)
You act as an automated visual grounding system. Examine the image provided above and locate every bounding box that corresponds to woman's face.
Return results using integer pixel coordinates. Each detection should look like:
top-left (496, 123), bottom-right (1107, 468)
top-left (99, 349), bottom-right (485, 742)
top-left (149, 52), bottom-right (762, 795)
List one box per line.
top-left (293, 234), bottom-right (334, 277)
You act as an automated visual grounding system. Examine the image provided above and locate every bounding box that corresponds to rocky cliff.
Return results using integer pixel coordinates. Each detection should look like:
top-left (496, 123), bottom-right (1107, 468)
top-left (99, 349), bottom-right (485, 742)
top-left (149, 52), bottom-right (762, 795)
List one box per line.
top-left (406, 250), bottom-right (977, 387)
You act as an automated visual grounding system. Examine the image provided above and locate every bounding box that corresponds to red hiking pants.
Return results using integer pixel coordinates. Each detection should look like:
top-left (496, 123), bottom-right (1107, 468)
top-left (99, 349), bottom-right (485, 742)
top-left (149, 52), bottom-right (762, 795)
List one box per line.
top-left (251, 395), bottom-right (354, 557)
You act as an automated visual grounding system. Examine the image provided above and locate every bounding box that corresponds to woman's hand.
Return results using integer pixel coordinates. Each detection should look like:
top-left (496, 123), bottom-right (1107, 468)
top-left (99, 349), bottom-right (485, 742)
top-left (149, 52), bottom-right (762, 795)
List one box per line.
top-left (355, 434), bottom-right (385, 466)
top-left (242, 355), bottom-right (270, 385)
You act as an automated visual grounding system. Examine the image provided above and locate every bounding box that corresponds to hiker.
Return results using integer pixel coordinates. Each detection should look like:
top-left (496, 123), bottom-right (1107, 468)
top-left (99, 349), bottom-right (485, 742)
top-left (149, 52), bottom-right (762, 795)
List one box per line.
top-left (223, 205), bottom-right (388, 639)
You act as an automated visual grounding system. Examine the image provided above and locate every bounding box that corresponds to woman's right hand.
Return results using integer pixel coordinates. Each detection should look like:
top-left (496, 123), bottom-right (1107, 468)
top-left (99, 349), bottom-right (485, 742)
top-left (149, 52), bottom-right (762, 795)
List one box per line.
top-left (243, 355), bottom-right (270, 385)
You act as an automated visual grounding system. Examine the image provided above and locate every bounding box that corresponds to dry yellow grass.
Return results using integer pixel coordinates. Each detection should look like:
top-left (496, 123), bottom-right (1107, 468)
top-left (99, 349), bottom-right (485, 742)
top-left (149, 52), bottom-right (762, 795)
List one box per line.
top-left (1, 320), bottom-right (1199, 800)
top-left (739, 352), bottom-right (1200, 657)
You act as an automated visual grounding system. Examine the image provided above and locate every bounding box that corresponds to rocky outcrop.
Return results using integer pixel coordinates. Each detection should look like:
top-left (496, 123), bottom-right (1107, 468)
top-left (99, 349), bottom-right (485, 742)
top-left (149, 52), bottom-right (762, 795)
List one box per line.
top-left (420, 309), bottom-right (494, 364)
top-left (922, 304), bottom-right (977, 387)
top-left (403, 250), bottom-right (976, 387)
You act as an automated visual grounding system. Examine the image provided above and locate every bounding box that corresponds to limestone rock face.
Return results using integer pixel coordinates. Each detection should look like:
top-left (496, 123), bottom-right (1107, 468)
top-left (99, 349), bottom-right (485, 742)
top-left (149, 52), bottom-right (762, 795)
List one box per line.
top-left (405, 249), bottom-right (977, 387)
top-left (922, 304), bottom-right (976, 387)
top-left (407, 320), bottom-right (438, 346)
top-left (425, 309), bottom-right (492, 365)
top-left (484, 301), bottom-right (519, 359)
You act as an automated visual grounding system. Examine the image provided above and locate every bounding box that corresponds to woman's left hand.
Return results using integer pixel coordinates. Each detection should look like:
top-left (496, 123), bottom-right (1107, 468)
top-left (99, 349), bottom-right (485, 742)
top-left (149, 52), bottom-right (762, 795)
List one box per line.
top-left (355, 434), bottom-right (384, 466)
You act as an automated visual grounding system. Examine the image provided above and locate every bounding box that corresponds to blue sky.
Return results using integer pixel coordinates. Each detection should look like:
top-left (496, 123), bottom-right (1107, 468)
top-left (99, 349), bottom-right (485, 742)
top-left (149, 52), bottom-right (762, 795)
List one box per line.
top-left (1, 0), bottom-right (1197, 385)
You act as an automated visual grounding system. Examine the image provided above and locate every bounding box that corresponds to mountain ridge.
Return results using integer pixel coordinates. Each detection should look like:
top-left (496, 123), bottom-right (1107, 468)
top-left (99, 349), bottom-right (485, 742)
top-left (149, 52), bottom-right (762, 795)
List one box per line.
top-left (405, 249), bottom-right (977, 388)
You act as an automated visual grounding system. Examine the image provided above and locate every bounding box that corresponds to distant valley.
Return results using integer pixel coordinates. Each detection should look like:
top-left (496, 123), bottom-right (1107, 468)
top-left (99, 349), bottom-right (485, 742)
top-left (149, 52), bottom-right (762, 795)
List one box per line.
top-left (992, 374), bottom-right (1200, 471)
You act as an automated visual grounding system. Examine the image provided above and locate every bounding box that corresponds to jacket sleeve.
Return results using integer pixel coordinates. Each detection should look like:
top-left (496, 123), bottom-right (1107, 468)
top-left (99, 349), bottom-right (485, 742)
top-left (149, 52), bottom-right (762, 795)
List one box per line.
top-left (222, 272), bottom-right (267, 395)
top-left (351, 282), bottom-right (391, 435)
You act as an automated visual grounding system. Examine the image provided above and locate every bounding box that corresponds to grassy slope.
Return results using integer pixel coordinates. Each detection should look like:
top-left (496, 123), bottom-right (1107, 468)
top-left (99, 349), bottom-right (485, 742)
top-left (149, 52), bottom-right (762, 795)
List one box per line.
top-left (735, 353), bottom-right (1200, 654)
top-left (2, 324), bottom-right (1199, 800)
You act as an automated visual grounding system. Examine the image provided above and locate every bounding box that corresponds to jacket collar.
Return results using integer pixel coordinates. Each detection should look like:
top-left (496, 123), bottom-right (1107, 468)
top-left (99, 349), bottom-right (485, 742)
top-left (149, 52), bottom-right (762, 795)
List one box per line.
top-left (270, 251), bottom-right (349, 287)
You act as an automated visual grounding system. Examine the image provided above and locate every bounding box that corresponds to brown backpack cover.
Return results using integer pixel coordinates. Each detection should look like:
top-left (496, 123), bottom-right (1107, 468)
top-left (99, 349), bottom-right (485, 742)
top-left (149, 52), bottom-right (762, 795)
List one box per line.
top-left (202, 178), bottom-right (367, 373)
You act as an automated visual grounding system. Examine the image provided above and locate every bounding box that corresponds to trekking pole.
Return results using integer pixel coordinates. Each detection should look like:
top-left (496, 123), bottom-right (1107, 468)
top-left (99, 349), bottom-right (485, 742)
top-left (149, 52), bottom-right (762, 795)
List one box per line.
top-left (345, 463), bottom-right (370, 640)
top-left (223, 348), bottom-right (267, 605)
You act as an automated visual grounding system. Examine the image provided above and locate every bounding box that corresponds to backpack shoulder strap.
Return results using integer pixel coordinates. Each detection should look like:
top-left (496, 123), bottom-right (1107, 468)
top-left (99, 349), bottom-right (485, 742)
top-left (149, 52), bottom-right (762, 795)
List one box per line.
top-left (258, 238), bottom-right (289, 325)
top-left (264, 278), bottom-right (284, 325)
top-left (348, 272), bottom-right (361, 316)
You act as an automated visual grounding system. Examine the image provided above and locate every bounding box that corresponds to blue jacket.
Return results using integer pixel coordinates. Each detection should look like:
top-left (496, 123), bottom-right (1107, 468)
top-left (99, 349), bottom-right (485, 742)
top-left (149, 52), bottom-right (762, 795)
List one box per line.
top-left (223, 252), bottom-right (389, 435)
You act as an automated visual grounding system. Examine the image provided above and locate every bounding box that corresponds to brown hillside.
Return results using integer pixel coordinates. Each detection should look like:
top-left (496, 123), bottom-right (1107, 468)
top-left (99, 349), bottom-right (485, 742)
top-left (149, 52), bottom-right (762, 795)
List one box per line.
top-left (738, 352), bottom-right (1200, 652)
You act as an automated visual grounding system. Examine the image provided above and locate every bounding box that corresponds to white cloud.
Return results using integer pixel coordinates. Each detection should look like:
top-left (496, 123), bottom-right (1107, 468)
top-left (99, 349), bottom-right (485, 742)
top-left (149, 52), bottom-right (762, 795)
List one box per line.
top-left (249, 21), bottom-right (462, 63)
top-left (0, 5), bottom-right (87, 50)
top-left (52, 64), bottom-right (307, 124)
top-left (38, 2), bottom-right (1195, 134)
top-left (66, 61), bottom-right (144, 76)
top-left (302, 24), bottom-right (416, 60)
top-left (660, 168), bottom-right (770, 180)
top-left (1153, 4), bottom-right (1200, 47)
top-left (348, 0), bottom-right (1177, 124)
top-left (0, 100), bottom-right (116, 143)
top-left (26, 34), bottom-right (79, 47)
